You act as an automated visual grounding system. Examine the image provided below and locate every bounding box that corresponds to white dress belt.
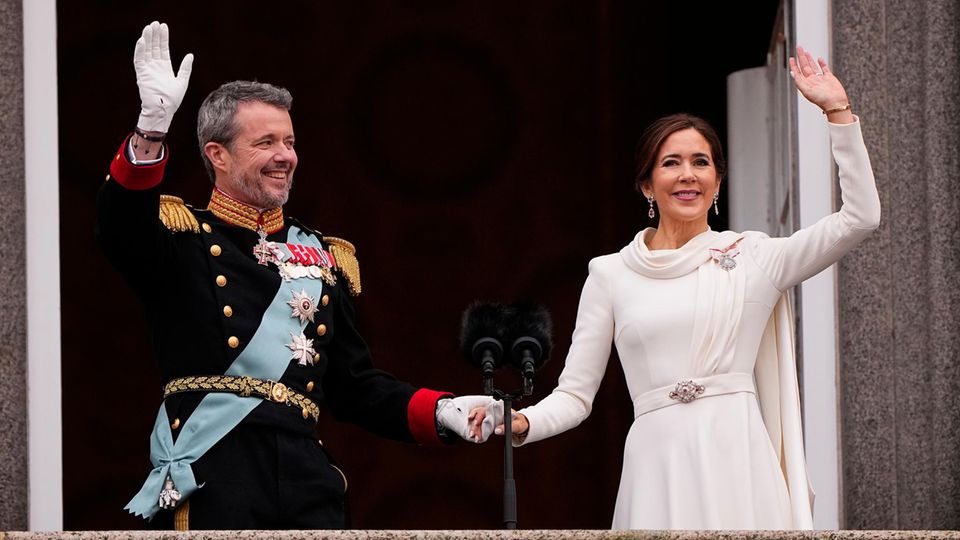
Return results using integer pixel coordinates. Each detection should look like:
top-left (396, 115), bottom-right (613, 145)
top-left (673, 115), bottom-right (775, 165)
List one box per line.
top-left (633, 372), bottom-right (756, 419)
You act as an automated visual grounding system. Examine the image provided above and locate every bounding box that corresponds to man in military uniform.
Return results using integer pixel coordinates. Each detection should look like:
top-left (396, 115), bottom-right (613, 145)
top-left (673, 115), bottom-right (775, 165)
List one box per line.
top-left (97, 21), bottom-right (496, 530)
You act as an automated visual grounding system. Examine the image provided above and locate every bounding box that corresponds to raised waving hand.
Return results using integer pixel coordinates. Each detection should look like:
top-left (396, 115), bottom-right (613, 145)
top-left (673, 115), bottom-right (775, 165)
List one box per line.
top-left (789, 45), bottom-right (854, 123)
top-left (134, 21), bottom-right (194, 134)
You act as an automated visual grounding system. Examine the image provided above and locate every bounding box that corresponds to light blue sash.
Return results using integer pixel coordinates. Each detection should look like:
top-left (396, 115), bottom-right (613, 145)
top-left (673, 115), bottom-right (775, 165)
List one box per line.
top-left (126, 226), bottom-right (324, 519)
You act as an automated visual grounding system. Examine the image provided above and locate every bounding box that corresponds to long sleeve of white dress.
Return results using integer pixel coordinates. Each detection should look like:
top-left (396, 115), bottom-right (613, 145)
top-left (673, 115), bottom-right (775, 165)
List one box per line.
top-left (518, 255), bottom-right (617, 444)
top-left (517, 118), bottom-right (880, 447)
top-left (748, 118), bottom-right (881, 289)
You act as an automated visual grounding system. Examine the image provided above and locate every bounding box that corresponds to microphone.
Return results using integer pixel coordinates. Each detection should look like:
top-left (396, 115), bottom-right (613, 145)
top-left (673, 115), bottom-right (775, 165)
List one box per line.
top-left (506, 302), bottom-right (553, 389)
top-left (460, 302), bottom-right (510, 379)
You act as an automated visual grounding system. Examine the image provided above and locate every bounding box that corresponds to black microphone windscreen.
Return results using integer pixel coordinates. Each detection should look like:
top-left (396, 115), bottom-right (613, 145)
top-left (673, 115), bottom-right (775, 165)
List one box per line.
top-left (460, 302), bottom-right (511, 366)
top-left (508, 301), bottom-right (553, 365)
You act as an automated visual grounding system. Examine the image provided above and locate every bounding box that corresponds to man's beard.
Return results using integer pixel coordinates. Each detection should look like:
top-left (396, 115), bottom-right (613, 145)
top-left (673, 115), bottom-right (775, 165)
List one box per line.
top-left (228, 169), bottom-right (292, 209)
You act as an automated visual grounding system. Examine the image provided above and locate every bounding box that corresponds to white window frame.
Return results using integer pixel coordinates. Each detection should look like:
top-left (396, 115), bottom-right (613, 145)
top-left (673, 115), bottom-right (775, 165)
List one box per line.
top-left (795, 0), bottom-right (841, 530)
top-left (22, 0), bottom-right (837, 531)
top-left (24, 0), bottom-right (63, 531)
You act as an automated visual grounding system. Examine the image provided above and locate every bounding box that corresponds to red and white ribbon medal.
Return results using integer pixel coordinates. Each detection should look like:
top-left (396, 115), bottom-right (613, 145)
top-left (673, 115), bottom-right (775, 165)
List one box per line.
top-left (274, 243), bottom-right (338, 285)
top-left (709, 243), bottom-right (740, 271)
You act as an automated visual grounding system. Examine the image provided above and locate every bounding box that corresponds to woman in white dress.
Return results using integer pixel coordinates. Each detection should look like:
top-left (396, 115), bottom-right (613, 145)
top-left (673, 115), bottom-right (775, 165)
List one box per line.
top-left (473, 47), bottom-right (880, 530)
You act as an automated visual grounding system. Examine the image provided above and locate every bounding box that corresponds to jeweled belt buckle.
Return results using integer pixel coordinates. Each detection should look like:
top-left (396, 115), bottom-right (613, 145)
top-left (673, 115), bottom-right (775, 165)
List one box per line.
top-left (669, 380), bottom-right (705, 403)
top-left (269, 381), bottom-right (289, 403)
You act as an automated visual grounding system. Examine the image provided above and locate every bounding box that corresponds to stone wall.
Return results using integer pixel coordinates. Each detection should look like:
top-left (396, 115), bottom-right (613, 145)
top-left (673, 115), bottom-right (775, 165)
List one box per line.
top-left (0, 0), bottom-right (28, 531)
top-left (2, 530), bottom-right (960, 540)
top-left (834, 0), bottom-right (960, 529)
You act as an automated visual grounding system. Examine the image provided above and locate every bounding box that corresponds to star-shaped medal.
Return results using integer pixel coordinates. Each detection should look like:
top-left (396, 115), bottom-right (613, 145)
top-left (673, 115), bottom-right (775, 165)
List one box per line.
top-left (288, 289), bottom-right (318, 324)
top-left (288, 332), bottom-right (317, 367)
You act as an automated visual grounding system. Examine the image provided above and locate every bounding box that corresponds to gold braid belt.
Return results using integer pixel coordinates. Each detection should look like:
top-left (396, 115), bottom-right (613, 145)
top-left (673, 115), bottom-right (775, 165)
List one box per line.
top-left (163, 375), bottom-right (320, 423)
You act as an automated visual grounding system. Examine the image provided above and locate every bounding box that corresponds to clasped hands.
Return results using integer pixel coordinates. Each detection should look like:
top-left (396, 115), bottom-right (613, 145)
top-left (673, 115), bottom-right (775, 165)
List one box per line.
top-left (435, 396), bottom-right (529, 443)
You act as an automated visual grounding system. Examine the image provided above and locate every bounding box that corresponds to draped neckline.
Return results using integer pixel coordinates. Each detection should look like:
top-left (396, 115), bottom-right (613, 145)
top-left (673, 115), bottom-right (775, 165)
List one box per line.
top-left (620, 227), bottom-right (744, 279)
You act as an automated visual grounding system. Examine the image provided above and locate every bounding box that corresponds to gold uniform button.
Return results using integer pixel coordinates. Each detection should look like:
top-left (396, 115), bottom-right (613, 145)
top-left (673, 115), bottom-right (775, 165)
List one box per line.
top-left (115, 154), bottom-right (120, 161)
top-left (171, 418), bottom-right (181, 430)
top-left (228, 336), bottom-right (240, 348)
top-left (216, 275), bottom-right (227, 287)
top-left (223, 305), bottom-right (233, 317)
top-left (301, 408), bottom-right (309, 420)
top-left (105, 174), bottom-right (111, 182)
top-left (202, 223), bottom-right (212, 233)
top-left (321, 295), bottom-right (330, 306)
top-left (313, 353), bottom-right (320, 363)
top-left (210, 245), bottom-right (222, 257)
top-left (306, 381), bottom-right (315, 392)
top-left (316, 324), bottom-right (327, 336)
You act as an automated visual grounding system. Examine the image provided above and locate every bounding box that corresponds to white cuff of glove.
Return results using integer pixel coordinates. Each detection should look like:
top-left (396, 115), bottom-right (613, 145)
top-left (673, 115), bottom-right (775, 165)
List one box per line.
top-left (126, 137), bottom-right (165, 165)
top-left (435, 395), bottom-right (497, 443)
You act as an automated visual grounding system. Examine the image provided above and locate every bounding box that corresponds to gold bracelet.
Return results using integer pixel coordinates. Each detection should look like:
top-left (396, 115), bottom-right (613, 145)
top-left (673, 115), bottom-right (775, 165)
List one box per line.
top-left (822, 103), bottom-right (852, 115)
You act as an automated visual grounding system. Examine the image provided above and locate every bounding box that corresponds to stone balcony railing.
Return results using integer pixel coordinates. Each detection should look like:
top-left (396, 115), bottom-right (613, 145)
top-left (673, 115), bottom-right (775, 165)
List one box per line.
top-left (2, 530), bottom-right (960, 540)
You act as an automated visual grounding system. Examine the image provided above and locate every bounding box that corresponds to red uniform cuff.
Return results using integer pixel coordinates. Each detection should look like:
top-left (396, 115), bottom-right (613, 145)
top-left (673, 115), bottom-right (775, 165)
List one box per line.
top-left (108, 134), bottom-right (168, 190)
top-left (407, 388), bottom-right (453, 446)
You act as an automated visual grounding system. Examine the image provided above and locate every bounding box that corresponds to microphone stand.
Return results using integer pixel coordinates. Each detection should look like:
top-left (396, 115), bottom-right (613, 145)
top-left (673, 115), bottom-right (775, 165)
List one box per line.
top-left (500, 391), bottom-right (518, 530)
top-left (490, 377), bottom-right (534, 530)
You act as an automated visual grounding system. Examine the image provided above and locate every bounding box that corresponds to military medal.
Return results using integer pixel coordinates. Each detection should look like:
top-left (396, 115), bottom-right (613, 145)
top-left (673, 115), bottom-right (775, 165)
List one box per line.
top-left (253, 226), bottom-right (281, 266)
top-left (278, 262), bottom-right (317, 281)
top-left (158, 475), bottom-right (181, 509)
top-left (709, 244), bottom-right (740, 271)
top-left (288, 290), bottom-right (318, 324)
top-left (314, 248), bottom-right (337, 286)
top-left (318, 266), bottom-right (337, 286)
top-left (255, 229), bottom-right (338, 284)
top-left (265, 241), bottom-right (338, 284)
top-left (288, 332), bottom-right (317, 367)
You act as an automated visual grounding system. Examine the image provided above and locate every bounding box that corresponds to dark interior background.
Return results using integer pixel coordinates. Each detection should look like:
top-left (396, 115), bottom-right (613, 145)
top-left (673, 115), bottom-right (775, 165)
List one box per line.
top-left (58, 1), bottom-right (779, 530)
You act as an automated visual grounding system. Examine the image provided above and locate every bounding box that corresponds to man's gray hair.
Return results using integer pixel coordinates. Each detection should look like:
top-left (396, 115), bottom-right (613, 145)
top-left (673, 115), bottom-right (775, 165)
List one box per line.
top-left (197, 80), bottom-right (293, 182)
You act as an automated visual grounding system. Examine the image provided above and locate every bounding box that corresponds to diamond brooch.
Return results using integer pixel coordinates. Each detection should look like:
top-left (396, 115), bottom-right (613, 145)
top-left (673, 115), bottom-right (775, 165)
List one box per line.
top-left (669, 380), bottom-right (706, 403)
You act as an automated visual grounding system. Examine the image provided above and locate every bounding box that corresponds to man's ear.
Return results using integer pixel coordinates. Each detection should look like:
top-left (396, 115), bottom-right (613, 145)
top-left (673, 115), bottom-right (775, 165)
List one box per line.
top-left (204, 142), bottom-right (230, 175)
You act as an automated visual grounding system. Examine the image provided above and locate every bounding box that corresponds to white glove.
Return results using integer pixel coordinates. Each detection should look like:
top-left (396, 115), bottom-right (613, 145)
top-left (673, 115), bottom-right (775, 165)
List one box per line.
top-left (436, 395), bottom-right (498, 443)
top-left (134, 21), bottom-right (194, 133)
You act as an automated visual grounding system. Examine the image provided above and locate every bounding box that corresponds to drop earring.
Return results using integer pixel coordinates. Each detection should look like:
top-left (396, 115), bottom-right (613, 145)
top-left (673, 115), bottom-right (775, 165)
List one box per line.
top-left (713, 192), bottom-right (719, 216)
top-left (647, 195), bottom-right (656, 219)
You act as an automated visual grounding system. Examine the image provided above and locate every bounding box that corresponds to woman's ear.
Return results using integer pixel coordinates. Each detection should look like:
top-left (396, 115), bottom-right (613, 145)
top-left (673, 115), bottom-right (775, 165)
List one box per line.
top-left (638, 181), bottom-right (652, 199)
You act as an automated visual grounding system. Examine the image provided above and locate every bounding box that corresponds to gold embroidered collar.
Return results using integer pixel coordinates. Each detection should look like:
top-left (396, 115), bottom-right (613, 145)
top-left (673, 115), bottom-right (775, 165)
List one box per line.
top-left (208, 188), bottom-right (284, 234)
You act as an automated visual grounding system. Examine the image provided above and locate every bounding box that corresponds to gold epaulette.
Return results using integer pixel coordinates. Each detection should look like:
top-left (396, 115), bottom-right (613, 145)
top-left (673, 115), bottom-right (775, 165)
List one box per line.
top-left (159, 195), bottom-right (200, 233)
top-left (326, 236), bottom-right (361, 296)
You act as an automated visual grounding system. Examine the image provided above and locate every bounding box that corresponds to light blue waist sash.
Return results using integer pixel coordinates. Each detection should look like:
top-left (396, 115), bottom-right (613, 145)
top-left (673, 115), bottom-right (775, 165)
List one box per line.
top-left (126, 226), bottom-right (323, 519)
